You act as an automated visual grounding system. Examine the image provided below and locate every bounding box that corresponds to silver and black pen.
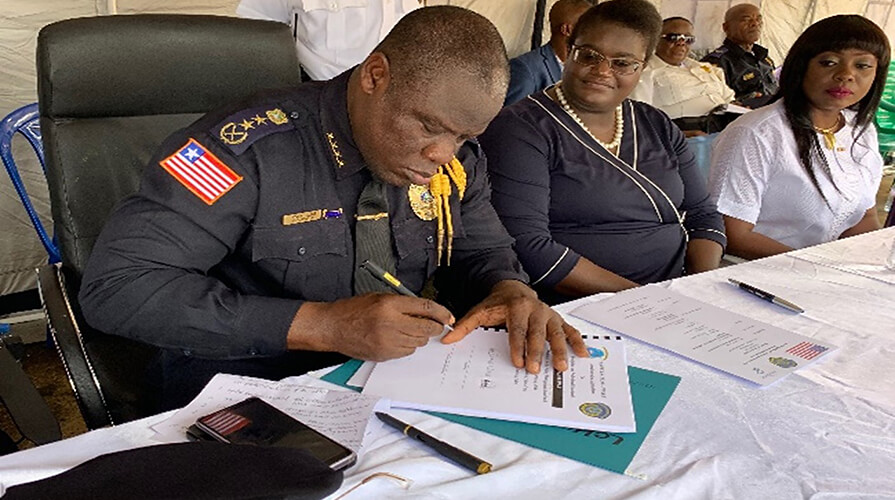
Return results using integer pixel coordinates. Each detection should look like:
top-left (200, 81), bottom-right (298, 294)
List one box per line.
top-left (728, 278), bottom-right (804, 313)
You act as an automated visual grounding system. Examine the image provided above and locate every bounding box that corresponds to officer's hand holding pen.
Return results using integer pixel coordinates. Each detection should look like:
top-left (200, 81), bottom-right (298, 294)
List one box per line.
top-left (285, 289), bottom-right (453, 362)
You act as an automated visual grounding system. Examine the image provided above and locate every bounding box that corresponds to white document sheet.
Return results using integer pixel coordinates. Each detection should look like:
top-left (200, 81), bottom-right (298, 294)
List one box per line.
top-left (571, 286), bottom-right (837, 385)
top-left (150, 373), bottom-right (383, 452)
top-left (362, 327), bottom-right (635, 432)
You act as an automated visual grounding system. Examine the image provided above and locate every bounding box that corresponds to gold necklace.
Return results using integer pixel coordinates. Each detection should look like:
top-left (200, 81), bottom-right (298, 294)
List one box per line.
top-left (554, 83), bottom-right (624, 153)
top-left (813, 114), bottom-right (843, 151)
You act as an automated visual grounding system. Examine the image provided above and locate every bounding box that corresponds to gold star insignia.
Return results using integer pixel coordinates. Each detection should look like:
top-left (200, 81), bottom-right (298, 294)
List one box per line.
top-left (240, 119), bottom-right (255, 131)
top-left (253, 114), bottom-right (268, 126)
top-left (325, 132), bottom-right (345, 168)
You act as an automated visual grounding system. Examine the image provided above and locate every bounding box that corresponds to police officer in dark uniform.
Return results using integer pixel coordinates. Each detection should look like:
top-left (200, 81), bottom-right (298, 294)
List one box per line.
top-left (79, 6), bottom-right (589, 409)
top-left (701, 3), bottom-right (778, 109)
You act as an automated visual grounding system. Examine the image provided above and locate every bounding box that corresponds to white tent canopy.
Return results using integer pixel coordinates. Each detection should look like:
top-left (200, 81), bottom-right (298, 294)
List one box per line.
top-left (0, 0), bottom-right (893, 295)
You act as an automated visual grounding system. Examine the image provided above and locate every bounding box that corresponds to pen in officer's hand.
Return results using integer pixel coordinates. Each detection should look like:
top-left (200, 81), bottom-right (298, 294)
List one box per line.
top-left (728, 278), bottom-right (804, 313)
top-left (375, 412), bottom-right (492, 474)
top-left (360, 259), bottom-right (416, 296)
top-left (360, 260), bottom-right (453, 331)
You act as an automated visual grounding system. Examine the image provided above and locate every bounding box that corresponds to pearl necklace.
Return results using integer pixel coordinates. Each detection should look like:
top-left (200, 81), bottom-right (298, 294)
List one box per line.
top-left (554, 83), bottom-right (624, 152)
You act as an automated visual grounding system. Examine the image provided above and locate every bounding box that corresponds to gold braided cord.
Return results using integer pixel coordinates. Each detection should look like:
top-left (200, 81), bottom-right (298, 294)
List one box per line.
top-left (429, 166), bottom-right (451, 265)
top-left (426, 157), bottom-right (465, 266)
top-left (445, 157), bottom-right (467, 200)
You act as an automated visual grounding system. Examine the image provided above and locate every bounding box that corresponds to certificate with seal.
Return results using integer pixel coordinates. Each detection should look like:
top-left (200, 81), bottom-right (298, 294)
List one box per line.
top-left (570, 285), bottom-right (837, 385)
top-left (362, 327), bottom-right (636, 433)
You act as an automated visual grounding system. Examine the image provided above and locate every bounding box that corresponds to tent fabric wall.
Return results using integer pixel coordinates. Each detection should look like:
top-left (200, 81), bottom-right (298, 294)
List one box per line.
top-left (0, 0), bottom-right (893, 295)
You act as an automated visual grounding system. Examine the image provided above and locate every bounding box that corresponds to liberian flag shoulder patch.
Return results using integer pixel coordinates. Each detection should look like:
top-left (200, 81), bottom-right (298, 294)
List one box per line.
top-left (159, 138), bottom-right (243, 205)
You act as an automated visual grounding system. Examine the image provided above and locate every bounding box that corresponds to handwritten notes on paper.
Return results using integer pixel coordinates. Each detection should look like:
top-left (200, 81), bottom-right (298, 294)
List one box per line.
top-left (150, 374), bottom-right (383, 452)
top-left (361, 327), bottom-right (635, 432)
top-left (571, 286), bottom-right (837, 385)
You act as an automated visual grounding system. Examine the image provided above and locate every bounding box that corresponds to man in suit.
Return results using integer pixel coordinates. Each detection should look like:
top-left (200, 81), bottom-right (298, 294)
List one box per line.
top-left (504, 0), bottom-right (594, 106)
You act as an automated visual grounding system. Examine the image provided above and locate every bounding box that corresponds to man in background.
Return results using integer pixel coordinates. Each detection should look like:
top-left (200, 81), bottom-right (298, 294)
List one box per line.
top-left (237, 0), bottom-right (422, 80)
top-left (701, 3), bottom-right (778, 108)
top-left (503, 0), bottom-right (594, 106)
top-left (631, 16), bottom-right (737, 136)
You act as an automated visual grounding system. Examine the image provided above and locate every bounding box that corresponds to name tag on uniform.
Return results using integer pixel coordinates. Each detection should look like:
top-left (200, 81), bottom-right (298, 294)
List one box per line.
top-left (282, 208), bottom-right (343, 226)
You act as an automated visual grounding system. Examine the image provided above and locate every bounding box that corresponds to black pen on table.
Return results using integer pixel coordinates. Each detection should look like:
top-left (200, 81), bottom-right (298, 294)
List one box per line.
top-left (360, 260), bottom-right (453, 331)
top-left (728, 278), bottom-right (804, 313)
top-left (376, 412), bottom-right (492, 474)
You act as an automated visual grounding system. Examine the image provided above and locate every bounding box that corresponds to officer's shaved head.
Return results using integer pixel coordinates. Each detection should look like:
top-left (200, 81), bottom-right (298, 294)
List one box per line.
top-left (374, 6), bottom-right (510, 101)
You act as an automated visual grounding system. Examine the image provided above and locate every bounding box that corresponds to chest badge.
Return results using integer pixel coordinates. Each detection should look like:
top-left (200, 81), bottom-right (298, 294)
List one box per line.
top-left (743, 72), bottom-right (755, 81)
top-left (408, 184), bottom-right (436, 221)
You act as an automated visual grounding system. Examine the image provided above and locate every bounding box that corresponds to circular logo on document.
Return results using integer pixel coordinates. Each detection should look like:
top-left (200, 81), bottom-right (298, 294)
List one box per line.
top-left (587, 347), bottom-right (609, 360)
top-left (768, 357), bottom-right (797, 369)
top-left (579, 402), bottom-right (612, 419)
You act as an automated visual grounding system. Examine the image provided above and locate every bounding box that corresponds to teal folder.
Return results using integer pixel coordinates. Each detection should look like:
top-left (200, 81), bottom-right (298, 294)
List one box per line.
top-left (323, 360), bottom-right (680, 474)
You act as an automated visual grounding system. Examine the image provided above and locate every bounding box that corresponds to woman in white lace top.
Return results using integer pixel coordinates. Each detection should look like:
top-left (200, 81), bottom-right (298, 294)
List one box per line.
top-left (709, 15), bottom-right (890, 259)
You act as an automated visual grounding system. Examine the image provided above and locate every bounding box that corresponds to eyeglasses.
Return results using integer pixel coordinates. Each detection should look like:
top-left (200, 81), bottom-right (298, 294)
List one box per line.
top-left (661, 33), bottom-right (696, 45)
top-left (569, 45), bottom-right (644, 76)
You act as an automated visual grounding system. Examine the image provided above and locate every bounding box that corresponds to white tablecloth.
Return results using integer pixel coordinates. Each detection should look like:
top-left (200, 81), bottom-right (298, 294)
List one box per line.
top-left (2, 228), bottom-right (895, 499)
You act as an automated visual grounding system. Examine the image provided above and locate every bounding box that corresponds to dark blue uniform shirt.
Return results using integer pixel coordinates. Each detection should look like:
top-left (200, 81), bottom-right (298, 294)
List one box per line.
top-left (79, 71), bottom-right (524, 405)
top-left (701, 39), bottom-right (779, 108)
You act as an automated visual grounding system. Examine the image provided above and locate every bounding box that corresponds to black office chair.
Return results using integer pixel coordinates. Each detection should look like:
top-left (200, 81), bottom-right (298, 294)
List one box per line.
top-left (36, 14), bottom-right (301, 430)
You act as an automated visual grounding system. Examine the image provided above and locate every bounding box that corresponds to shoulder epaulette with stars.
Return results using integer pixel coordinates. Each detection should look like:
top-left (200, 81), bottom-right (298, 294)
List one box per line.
top-left (213, 105), bottom-right (296, 155)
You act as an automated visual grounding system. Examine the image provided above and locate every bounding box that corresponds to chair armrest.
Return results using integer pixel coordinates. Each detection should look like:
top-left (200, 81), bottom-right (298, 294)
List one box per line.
top-left (38, 263), bottom-right (114, 429)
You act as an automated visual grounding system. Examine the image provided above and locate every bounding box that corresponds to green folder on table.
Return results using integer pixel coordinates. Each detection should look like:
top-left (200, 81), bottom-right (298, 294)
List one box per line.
top-left (323, 360), bottom-right (680, 474)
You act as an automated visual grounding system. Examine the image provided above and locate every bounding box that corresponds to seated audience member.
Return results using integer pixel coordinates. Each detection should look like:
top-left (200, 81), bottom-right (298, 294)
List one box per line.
top-left (504, 0), bottom-right (594, 105)
top-left (236, 0), bottom-right (420, 80)
top-left (79, 6), bottom-right (588, 410)
top-left (630, 17), bottom-right (737, 136)
top-left (701, 3), bottom-right (778, 109)
top-left (709, 15), bottom-right (890, 260)
top-left (480, 0), bottom-right (726, 305)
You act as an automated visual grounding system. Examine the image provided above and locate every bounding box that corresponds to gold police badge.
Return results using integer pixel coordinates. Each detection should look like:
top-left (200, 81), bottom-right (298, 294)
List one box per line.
top-left (408, 184), bottom-right (436, 221)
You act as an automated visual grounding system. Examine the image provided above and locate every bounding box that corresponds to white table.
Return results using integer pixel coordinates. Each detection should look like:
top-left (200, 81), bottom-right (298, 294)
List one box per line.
top-left (2, 228), bottom-right (895, 499)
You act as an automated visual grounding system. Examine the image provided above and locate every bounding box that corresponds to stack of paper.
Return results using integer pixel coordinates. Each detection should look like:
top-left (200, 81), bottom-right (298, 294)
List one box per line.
top-left (361, 327), bottom-right (636, 433)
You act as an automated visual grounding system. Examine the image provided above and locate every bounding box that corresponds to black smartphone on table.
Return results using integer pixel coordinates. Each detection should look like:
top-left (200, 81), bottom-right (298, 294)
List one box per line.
top-left (187, 397), bottom-right (357, 471)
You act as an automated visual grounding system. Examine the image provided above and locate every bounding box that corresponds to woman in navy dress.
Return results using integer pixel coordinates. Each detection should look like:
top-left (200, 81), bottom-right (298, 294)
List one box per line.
top-left (480, 0), bottom-right (726, 304)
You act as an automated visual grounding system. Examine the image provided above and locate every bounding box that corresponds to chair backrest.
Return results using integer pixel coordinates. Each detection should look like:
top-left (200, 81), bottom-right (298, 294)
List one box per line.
top-left (1, 103), bottom-right (60, 263)
top-left (686, 132), bottom-right (718, 187)
top-left (36, 14), bottom-right (301, 428)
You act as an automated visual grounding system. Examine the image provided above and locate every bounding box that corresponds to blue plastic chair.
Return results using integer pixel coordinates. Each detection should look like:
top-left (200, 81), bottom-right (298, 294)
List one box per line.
top-left (686, 132), bottom-right (719, 187)
top-left (0, 103), bottom-right (61, 264)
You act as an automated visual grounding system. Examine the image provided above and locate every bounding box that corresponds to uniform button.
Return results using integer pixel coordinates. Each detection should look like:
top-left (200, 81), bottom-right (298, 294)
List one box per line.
top-left (182, 349), bottom-right (192, 356)
top-left (289, 111), bottom-right (300, 119)
top-left (330, 2), bottom-right (339, 10)
top-left (298, 246), bottom-right (307, 255)
top-left (249, 348), bottom-right (259, 356)
top-left (426, 235), bottom-right (434, 244)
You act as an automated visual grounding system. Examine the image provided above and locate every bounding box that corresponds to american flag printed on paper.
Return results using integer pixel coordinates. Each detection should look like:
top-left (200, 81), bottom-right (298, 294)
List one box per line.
top-left (786, 341), bottom-right (829, 360)
top-left (159, 138), bottom-right (242, 205)
top-left (203, 409), bottom-right (251, 436)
